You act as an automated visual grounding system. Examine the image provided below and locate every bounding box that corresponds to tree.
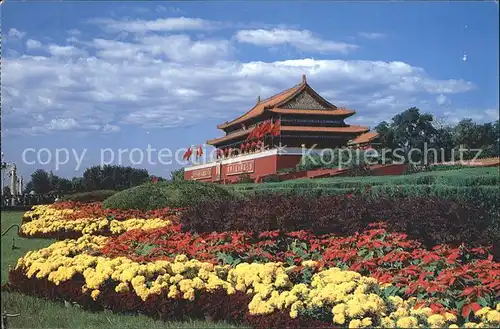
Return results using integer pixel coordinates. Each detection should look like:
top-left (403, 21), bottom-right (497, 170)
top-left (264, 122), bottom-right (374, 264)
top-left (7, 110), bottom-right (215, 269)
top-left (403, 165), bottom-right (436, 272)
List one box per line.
top-left (431, 117), bottom-right (455, 162)
top-left (82, 165), bottom-right (150, 191)
top-left (71, 177), bottom-right (85, 193)
top-left (24, 181), bottom-right (34, 194)
top-left (453, 119), bottom-right (498, 159)
top-left (170, 168), bottom-right (184, 181)
top-left (55, 178), bottom-right (72, 195)
top-left (382, 107), bottom-right (436, 163)
top-left (374, 121), bottom-right (396, 150)
top-left (30, 169), bottom-right (52, 194)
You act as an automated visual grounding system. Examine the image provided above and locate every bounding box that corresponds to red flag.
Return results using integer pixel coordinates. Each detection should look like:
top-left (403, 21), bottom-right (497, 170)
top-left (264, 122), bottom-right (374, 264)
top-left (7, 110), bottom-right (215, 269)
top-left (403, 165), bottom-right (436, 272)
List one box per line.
top-left (253, 122), bottom-right (265, 139)
top-left (196, 145), bottom-right (204, 159)
top-left (271, 119), bottom-right (281, 136)
top-left (183, 146), bottom-right (193, 161)
top-left (247, 124), bottom-right (260, 141)
top-left (261, 120), bottom-right (272, 136)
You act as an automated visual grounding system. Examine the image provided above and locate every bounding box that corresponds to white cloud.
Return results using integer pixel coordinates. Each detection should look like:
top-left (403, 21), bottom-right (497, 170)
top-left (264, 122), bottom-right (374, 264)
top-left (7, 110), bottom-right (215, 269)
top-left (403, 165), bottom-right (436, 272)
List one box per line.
top-left (48, 45), bottom-right (88, 57)
top-left (26, 39), bottom-right (42, 49)
top-left (93, 17), bottom-right (216, 33)
top-left (443, 108), bottom-right (499, 125)
top-left (45, 118), bottom-right (81, 131)
top-left (436, 94), bottom-right (449, 105)
top-left (2, 19), bottom-right (477, 136)
top-left (358, 32), bottom-right (386, 40)
top-left (68, 29), bottom-right (82, 36)
top-left (91, 34), bottom-right (230, 63)
top-left (235, 29), bottom-right (358, 54)
top-left (8, 28), bottom-right (26, 40)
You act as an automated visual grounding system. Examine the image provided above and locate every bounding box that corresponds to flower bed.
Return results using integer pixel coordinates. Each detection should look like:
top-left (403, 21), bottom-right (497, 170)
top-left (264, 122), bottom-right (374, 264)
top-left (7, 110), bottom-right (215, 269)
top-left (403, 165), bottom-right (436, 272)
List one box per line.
top-left (20, 202), bottom-right (180, 239)
top-left (9, 198), bottom-right (500, 327)
top-left (6, 235), bottom-right (499, 328)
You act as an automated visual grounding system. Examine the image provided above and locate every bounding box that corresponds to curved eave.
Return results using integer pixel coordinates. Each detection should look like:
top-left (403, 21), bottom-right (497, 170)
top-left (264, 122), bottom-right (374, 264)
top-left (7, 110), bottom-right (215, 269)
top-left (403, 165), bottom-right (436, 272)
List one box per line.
top-left (281, 125), bottom-right (370, 134)
top-left (348, 132), bottom-right (379, 145)
top-left (270, 108), bottom-right (356, 117)
top-left (206, 126), bottom-right (255, 146)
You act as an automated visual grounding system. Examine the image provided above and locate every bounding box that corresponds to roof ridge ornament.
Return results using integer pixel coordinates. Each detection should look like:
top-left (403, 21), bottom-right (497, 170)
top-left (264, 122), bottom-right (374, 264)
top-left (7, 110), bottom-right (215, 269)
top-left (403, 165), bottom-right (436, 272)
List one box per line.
top-left (257, 95), bottom-right (261, 104)
top-left (302, 74), bottom-right (307, 84)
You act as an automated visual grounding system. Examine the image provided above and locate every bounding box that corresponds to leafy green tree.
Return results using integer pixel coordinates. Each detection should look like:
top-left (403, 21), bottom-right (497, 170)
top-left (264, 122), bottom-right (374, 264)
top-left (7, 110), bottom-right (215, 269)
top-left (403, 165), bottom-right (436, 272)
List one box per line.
top-left (170, 168), bottom-right (185, 181)
top-left (82, 165), bottom-right (150, 191)
top-left (374, 121), bottom-right (396, 150)
top-left (55, 178), bottom-right (72, 195)
top-left (30, 169), bottom-right (52, 194)
top-left (391, 107), bottom-right (436, 163)
top-left (71, 177), bottom-right (85, 193)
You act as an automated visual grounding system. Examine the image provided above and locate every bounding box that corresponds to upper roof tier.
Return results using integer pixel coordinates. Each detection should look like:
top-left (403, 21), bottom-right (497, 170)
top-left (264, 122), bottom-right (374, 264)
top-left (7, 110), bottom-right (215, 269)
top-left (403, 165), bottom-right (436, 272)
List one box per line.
top-left (217, 75), bottom-right (356, 130)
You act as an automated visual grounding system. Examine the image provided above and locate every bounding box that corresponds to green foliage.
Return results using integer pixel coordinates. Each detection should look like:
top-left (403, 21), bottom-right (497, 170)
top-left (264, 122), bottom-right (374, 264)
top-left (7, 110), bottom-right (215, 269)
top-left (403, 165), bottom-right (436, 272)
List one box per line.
top-left (29, 169), bottom-right (52, 194)
top-left (83, 165), bottom-right (150, 191)
top-left (261, 174), bottom-right (281, 183)
top-left (102, 180), bottom-right (232, 211)
top-left (64, 190), bottom-right (117, 203)
top-left (374, 109), bottom-right (499, 163)
top-left (227, 167), bottom-right (499, 216)
top-left (235, 174), bottom-right (254, 184)
top-left (170, 168), bottom-right (185, 181)
top-left (296, 148), bottom-right (379, 171)
top-left (277, 168), bottom-right (297, 174)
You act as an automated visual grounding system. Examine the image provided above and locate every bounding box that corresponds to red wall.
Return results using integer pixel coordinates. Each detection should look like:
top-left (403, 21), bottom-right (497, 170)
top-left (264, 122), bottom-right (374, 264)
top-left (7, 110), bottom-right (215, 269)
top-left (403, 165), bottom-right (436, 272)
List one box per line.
top-left (184, 154), bottom-right (305, 183)
top-left (276, 155), bottom-right (302, 171)
top-left (185, 161), bottom-right (409, 183)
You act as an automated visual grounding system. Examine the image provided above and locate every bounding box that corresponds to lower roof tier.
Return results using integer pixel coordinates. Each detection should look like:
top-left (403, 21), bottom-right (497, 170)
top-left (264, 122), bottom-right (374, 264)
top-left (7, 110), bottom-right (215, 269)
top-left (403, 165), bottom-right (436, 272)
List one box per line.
top-left (207, 125), bottom-right (369, 146)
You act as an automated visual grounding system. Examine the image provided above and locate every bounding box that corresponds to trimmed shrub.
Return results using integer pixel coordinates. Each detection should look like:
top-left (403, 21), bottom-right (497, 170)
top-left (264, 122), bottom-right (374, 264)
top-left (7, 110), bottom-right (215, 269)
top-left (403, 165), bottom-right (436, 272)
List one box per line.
top-left (261, 174), bottom-right (282, 183)
top-left (63, 190), bottom-right (117, 203)
top-left (180, 194), bottom-right (497, 248)
top-left (102, 180), bottom-right (232, 211)
top-left (235, 174), bottom-right (254, 184)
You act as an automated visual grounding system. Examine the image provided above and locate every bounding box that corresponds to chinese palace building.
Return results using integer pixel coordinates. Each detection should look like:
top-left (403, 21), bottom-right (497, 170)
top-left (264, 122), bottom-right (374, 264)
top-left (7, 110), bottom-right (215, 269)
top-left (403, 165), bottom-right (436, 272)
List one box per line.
top-left (184, 75), bottom-right (379, 183)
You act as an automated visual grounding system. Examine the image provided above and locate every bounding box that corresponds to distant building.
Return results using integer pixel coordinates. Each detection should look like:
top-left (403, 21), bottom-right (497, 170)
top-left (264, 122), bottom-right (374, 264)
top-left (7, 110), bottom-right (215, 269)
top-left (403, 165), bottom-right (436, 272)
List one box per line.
top-left (184, 75), bottom-right (378, 183)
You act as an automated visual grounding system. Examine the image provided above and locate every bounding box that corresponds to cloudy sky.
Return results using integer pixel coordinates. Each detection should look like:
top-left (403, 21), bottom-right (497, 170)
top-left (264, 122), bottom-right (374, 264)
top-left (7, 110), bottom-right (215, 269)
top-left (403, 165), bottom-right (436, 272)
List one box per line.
top-left (1, 2), bottom-right (498, 179)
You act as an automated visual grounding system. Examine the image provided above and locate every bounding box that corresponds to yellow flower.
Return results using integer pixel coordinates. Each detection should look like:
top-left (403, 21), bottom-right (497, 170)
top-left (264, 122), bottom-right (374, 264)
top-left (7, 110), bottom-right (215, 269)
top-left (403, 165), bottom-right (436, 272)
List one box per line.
top-left (444, 312), bottom-right (457, 323)
top-left (348, 319), bottom-right (362, 328)
top-left (361, 317), bottom-right (372, 327)
top-left (486, 310), bottom-right (500, 323)
top-left (396, 316), bottom-right (419, 328)
top-left (475, 307), bottom-right (491, 317)
top-left (333, 313), bottom-right (346, 325)
top-left (301, 260), bottom-right (317, 268)
top-left (428, 314), bottom-right (445, 328)
top-left (90, 289), bottom-right (100, 300)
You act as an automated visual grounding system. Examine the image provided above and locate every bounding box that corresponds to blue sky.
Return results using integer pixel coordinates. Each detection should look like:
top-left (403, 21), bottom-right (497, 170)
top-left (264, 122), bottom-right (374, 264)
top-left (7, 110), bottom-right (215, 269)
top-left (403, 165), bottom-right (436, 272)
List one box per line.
top-left (1, 1), bottom-right (498, 180)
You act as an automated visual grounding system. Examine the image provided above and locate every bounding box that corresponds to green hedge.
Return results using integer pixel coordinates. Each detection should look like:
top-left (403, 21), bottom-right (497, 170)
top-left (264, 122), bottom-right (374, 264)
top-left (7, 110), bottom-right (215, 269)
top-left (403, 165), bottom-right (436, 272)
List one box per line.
top-left (229, 167), bottom-right (499, 192)
top-left (102, 180), bottom-right (232, 211)
top-left (229, 184), bottom-right (499, 215)
top-left (63, 190), bottom-right (117, 203)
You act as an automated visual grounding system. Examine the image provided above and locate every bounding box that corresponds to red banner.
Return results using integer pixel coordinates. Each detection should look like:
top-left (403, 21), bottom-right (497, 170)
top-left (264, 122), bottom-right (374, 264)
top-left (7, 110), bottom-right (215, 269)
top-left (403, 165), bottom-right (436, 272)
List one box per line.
top-left (191, 168), bottom-right (212, 180)
top-left (226, 160), bottom-right (254, 176)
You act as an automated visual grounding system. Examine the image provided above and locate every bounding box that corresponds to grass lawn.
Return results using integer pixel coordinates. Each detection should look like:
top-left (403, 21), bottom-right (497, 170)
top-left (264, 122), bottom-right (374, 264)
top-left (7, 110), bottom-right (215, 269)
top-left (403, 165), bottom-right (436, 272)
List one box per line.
top-left (1, 211), bottom-right (242, 329)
